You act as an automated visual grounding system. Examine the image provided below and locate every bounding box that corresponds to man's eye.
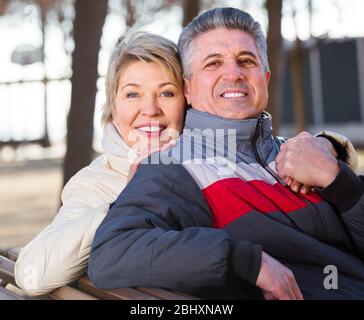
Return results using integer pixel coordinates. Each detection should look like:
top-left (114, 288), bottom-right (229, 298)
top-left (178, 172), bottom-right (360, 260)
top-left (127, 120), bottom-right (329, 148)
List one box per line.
top-left (239, 59), bottom-right (256, 66)
top-left (205, 61), bottom-right (220, 68)
top-left (126, 92), bottom-right (139, 98)
top-left (160, 91), bottom-right (174, 97)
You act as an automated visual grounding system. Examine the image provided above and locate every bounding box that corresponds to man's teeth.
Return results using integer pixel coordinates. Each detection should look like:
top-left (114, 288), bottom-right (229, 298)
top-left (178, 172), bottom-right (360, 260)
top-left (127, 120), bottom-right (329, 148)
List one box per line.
top-left (138, 126), bottom-right (163, 132)
top-left (222, 92), bottom-right (247, 98)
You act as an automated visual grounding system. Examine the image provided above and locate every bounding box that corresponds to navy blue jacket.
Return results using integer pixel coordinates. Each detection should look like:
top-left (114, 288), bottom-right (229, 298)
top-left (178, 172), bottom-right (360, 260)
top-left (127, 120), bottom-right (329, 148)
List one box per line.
top-left (88, 110), bottom-right (364, 299)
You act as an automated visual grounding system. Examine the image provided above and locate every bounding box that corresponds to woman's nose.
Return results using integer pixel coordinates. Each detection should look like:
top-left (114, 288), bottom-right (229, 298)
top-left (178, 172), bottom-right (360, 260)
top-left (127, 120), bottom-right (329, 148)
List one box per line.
top-left (141, 98), bottom-right (162, 117)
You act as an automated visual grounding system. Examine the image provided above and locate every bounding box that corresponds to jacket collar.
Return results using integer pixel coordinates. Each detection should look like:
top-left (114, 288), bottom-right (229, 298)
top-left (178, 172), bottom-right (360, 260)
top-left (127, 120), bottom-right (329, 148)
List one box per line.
top-left (102, 123), bottom-right (135, 175)
top-left (184, 108), bottom-right (273, 141)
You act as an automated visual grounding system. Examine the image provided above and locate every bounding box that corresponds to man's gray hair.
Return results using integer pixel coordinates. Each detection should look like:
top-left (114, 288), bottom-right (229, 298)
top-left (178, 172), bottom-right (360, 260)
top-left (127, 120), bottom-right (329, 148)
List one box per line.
top-left (177, 7), bottom-right (269, 78)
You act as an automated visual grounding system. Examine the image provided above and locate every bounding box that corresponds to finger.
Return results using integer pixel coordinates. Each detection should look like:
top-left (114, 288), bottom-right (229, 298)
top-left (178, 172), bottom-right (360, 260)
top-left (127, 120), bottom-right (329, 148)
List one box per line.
top-left (285, 284), bottom-right (298, 300)
top-left (277, 289), bottom-right (292, 300)
top-left (160, 140), bottom-right (176, 152)
top-left (141, 141), bottom-right (168, 157)
top-left (277, 278), bottom-right (297, 300)
top-left (263, 291), bottom-right (276, 300)
top-left (290, 180), bottom-right (302, 193)
top-left (300, 185), bottom-right (310, 194)
top-left (289, 277), bottom-right (304, 300)
top-left (286, 177), bottom-right (293, 186)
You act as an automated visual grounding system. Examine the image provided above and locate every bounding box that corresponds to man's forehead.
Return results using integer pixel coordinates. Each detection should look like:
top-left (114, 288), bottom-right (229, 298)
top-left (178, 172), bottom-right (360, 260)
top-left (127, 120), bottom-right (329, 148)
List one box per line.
top-left (191, 29), bottom-right (258, 60)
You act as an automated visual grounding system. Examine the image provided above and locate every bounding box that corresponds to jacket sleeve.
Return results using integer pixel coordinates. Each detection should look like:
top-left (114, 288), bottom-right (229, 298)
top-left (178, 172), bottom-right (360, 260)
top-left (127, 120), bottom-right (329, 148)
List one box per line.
top-left (275, 131), bottom-right (358, 171)
top-left (88, 163), bottom-right (262, 292)
top-left (14, 163), bottom-right (122, 296)
top-left (315, 130), bottom-right (358, 171)
top-left (316, 160), bottom-right (364, 259)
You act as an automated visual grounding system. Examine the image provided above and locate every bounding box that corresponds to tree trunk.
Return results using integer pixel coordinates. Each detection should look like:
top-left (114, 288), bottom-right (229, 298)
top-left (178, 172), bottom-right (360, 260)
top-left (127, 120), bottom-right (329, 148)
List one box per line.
top-left (182, 0), bottom-right (200, 27)
top-left (39, 5), bottom-right (50, 148)
top-left (289, 40), bottom-right (306, 134)
top-left (63, 0), bottom-right (108, 187)
top-left (266, 0), bottom-right (283, 134)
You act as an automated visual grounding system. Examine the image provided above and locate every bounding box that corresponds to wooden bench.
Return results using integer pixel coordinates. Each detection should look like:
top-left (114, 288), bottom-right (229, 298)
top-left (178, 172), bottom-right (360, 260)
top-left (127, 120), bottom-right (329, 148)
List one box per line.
top-left (0, 247), bottom-right (198, 300)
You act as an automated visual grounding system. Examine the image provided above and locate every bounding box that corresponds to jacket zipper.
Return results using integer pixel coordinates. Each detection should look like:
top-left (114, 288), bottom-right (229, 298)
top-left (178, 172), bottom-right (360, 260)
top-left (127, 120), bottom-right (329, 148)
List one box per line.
top-left (251, 117), bottom-right (282, 184)
top-left (252, 118), bottom-right (328, 240)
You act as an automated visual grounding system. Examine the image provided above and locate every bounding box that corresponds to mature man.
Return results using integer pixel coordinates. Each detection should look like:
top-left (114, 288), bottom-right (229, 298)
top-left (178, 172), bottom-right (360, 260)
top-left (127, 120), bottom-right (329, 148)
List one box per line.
top-left (88, 8), bottom-right (364, 299)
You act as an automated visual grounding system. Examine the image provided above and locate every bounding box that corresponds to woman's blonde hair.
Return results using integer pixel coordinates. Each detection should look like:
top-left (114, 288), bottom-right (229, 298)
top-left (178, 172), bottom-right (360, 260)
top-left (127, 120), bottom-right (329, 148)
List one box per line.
top-left (102, 31), bottom-right (183, 124)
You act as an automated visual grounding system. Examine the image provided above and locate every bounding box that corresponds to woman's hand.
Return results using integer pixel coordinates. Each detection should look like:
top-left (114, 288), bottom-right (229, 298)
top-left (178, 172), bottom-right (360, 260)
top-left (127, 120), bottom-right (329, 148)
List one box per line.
top-left (127, 139), bottom-right (176, 182)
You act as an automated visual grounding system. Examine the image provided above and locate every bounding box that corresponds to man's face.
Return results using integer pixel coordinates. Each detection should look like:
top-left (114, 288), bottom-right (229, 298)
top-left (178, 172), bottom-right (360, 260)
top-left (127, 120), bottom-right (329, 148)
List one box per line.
top-left (184, 28), bottom-right (271, 120)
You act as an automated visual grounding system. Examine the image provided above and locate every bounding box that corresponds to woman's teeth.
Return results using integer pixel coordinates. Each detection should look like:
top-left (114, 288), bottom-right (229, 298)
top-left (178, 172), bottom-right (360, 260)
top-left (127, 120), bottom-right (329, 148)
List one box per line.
top-left (138, 126), bottom-right (163, 132)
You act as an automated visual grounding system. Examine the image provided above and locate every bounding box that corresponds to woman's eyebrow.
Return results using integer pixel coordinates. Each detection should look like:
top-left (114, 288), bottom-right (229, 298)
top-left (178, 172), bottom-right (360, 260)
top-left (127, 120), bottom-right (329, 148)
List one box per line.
top-left (158, 82), bottom-right (177, 88)
top-left (121, 83), bottom-right (140, 89)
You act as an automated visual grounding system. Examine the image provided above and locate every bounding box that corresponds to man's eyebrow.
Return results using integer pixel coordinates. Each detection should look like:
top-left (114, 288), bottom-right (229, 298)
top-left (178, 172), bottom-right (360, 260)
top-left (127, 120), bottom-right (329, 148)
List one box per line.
top-left (202, 51), bottom-right (258, 62)
top-left (238, 51), bottom-right (258, 59)
top-left (202, 53), bottom-right (222, 62)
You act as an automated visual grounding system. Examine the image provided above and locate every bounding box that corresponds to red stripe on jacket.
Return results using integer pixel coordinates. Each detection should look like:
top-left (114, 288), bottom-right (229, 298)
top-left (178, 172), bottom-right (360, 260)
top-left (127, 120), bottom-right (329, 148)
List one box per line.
top-left (202, 178), bottom-right (322, 228)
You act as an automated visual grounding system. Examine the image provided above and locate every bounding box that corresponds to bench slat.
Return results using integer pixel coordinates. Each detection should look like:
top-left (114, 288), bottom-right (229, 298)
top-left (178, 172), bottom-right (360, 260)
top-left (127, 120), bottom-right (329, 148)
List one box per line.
top-left (6, 247), bottom-right (21, 262)
top-left (0, 255), bottom-right (16, 286)
top-left (138, 287), bottom-right (197, 300)
top-left (49, 286), bottom-right (99, 300)
top-left (172, 290), bottom-right (200, 300)
top-left (78, 276), bottom-right (158, 300)
top-left (0, 286), bottom-right (25, 300)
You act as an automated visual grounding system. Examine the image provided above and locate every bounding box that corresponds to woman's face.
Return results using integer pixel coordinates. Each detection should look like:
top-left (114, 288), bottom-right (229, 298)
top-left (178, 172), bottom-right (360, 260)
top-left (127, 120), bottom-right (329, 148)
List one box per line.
top-left (112, 61), bottom-right (185, 150)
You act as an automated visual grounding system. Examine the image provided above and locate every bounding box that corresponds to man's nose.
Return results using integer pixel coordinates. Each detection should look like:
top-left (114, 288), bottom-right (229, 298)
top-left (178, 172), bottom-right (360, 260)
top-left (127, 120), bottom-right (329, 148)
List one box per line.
top-left (141, 97), bottom-right (162, 117)
top-left (222, 61), bottom-right (243, 81)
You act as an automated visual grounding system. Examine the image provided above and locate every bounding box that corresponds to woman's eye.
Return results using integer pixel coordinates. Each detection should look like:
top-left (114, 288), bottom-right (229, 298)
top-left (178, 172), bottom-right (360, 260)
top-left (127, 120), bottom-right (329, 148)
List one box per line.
top-left (126, 92), bottom-right (139, 98)
top-left (160, 91), bottom-right (174, 97)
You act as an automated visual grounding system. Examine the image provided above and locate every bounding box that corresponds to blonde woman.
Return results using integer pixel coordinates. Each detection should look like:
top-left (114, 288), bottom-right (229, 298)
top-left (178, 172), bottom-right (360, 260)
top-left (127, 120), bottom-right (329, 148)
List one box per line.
top-left (15, 32), bottom-right (186, 296)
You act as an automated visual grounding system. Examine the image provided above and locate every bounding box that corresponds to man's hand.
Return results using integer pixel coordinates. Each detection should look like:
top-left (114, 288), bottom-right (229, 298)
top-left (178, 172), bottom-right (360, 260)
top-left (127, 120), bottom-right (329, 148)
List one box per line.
top-left (256, 251), bottom-right (303, 300)
top-left (275, 132), bottom-right (340, 190)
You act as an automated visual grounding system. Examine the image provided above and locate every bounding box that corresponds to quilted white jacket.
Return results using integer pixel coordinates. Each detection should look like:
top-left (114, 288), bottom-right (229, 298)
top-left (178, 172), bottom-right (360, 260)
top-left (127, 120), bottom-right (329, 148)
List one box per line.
top-left (15, 123), bottom-right (134, 296)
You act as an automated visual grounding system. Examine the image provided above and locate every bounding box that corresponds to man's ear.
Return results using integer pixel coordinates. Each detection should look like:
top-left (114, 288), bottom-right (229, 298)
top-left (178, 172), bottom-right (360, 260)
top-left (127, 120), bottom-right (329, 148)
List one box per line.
top-left (184, 77), bottom-right (191, 105)
top-left (265, 71), bottom-right (271, 84)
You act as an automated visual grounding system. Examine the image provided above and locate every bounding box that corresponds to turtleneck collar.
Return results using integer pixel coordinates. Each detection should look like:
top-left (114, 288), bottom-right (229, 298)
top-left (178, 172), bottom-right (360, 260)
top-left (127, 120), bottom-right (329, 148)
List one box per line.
top-left (102, 123), bottom-right (136, 175)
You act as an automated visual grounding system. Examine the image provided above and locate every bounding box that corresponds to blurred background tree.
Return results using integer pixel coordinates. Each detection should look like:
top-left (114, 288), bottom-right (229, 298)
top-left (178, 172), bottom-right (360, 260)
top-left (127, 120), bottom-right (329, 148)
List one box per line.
top-left (63, 0), bottom-right (108, 186)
